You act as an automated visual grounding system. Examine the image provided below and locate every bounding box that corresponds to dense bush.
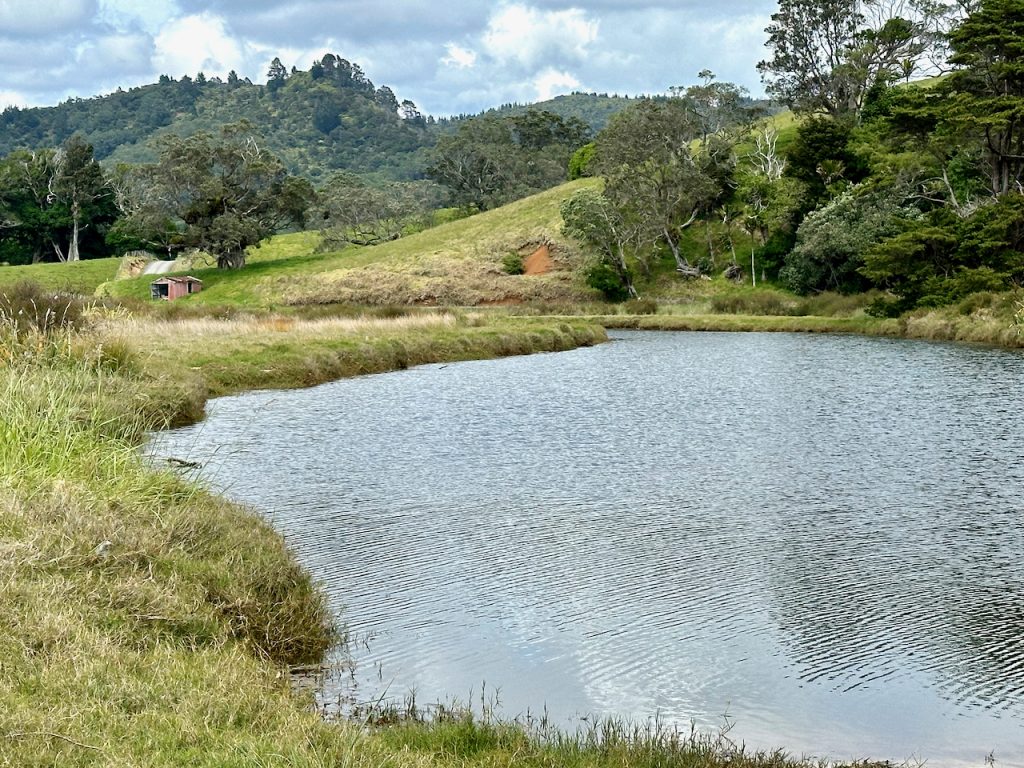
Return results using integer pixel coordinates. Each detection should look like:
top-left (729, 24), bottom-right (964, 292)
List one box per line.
top-left (0, 280), bottom-right (87, 333)
top-left (586, 262), bottom-right (631, 301)
top-left (502, 252), bottom-right (525, 275)
top-left (781, 185), bottom-right (917, 295)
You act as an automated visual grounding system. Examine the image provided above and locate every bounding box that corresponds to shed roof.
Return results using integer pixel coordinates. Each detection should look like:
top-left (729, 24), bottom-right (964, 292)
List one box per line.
top-left (150, 275), bottom-right (203, 285)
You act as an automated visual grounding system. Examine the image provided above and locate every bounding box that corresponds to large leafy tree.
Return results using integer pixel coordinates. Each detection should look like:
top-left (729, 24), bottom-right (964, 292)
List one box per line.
top-left (126, 123), bottom-right (313, 269)
top-left (758, 0), bottom-right (932, 120)
top-left (591, 99), bottom-right (725, 275)
top-left (561, 187), bottom-right (644, 299)
top-left (0, 138), bottom-right (115, 265)
top-left (426, 110), bottom-right (589, 210)
top-left (317, 173), bottom-right (437, 249)
top-left (943, 0), bottom-right (1024, 196)
top-left (46, 135), bottom-right (115, 262)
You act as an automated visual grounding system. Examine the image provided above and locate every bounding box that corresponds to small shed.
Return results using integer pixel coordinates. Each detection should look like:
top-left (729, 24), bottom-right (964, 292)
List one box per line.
top-left (150, 276), bottom-right (203, 301)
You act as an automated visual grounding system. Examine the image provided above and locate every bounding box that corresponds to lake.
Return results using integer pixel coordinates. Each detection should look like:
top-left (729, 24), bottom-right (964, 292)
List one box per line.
top-left (147, 331), bottom-right (1024, 766)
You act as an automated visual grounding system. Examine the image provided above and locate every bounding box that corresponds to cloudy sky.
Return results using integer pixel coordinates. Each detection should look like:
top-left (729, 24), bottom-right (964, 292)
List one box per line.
top-left (0, 0), bottom-right (776, 116)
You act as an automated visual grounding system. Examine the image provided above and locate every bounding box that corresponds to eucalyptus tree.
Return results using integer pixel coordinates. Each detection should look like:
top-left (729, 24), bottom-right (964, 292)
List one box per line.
top-left (591, 99), bottom-right (721, 275)
top-left (561, 186), bottom-right (644, 299)
top-left (46, 135), bottom-right (113, 262)
top-left (128, 123), bottom-right (313, 269)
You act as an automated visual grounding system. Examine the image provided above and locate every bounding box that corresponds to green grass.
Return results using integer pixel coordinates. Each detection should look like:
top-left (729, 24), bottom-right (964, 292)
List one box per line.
top-left (101, 180), bottom-right (602, 309)
top-left (0, 257), bottom-right (120, 294)
top-left (1, 283), bottom-right (960, 766)
top-left (0, 319), bottom-right (342, 766)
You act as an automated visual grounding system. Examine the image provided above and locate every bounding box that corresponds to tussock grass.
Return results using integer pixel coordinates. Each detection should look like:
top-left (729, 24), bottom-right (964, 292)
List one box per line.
top-left (0, 318), bottom-right (343, 765)
top-left (596, 312), bottom-right (903, 336)
top-left (116, 312), bottom-right (607, 426)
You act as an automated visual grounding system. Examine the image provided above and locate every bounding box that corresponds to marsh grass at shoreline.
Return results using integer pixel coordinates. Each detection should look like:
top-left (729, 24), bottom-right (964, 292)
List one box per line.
top-left (0, 300), bottom-right (978, 767)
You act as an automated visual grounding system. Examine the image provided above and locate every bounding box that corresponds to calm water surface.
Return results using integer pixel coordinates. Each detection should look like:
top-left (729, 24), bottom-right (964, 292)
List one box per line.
top-left (149, 331), bottom-right (1024, 766)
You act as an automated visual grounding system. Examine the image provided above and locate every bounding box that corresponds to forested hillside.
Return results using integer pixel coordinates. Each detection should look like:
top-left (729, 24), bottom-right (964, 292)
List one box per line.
top-left (0, 56), bottom-right (433, 181)
top-left (0, 60), bottom-right (637, 183)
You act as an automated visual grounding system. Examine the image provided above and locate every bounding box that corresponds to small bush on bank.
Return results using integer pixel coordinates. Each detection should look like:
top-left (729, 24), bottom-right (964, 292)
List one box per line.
top-left (586, 263), bottom-right (631, 301)
top-left (622, 298), bottom-right (658, 315)
top-left (709, 288), bottom-right (796, 316)
top-left (502, 252), bottom-right (525, 275)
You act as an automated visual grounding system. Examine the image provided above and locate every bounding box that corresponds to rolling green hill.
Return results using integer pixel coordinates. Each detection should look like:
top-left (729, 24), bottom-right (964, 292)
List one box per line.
top-left (100, 179), bottom-right (603, 308)
top-left (0, 60), bottom-right (433, 182)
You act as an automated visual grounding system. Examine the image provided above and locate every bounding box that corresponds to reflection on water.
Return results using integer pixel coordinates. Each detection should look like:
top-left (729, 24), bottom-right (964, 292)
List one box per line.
top-left (148, 331), bottom-right (1024, 766)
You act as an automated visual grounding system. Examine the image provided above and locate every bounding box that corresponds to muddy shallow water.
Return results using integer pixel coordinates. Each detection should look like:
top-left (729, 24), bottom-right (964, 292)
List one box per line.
top-left (149, 331), bottom-right (1024, 766)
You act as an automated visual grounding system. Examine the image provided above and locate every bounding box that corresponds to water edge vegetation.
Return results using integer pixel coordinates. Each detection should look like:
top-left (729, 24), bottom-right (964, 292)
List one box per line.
top-left (0, 284), bottom-right (932, 766)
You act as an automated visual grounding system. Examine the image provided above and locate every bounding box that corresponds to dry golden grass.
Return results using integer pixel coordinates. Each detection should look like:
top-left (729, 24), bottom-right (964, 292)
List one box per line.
top-left (108, 311), bottom-right (462, 343)
top-left (271, 181), bottom-right (600, 307)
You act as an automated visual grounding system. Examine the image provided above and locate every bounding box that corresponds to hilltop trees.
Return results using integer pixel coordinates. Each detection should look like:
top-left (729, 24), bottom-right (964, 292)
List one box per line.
top-left (758, 0), bottom-right (933, 120)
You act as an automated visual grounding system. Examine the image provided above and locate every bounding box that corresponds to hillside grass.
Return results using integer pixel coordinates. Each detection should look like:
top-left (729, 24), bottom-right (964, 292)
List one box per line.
top-left (0, 257), bottom-right (120, 294)
top-left (99, 180), bottom-right (602, 309)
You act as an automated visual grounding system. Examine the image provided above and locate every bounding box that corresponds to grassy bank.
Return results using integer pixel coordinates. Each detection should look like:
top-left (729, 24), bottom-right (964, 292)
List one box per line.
top-left (119, 312), bottom-right (607, 427)
top-left (0, 318), bottom-right (346, 766)
top-left (1, 298), bottom-right (906, 767)
top-left (592, 299), bottom-right (1024, 349)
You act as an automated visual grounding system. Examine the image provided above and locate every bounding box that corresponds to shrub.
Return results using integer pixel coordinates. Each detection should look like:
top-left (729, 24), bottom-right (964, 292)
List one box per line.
top-left (957, 291), bottom-right (996, 315)
top-left (0, 280), bottom-right (87, 333)
top-left (585, 263), bottom-right (631, 301)
top-left (865, 295), bottom-right (905, 318)
top-left (501, 252), bottom-right (525, 275)
top-left (917, 267), bottom-right (1010, 308)
top-left (622, 297), bottom-right (658, 315)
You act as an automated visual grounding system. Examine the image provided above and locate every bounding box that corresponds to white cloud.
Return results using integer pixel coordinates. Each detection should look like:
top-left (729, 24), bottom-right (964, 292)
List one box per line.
top-left (75, 32), bottom-right (152, 74)
top-left (98, 0), bottom-right (179, 34)
top-left (482, 4), bottom-right (599, 69)
top-left (153, 12), bottom-right (245, 77)
top-left (0, 89), bottom-right (29, 109)
top-left (441, 42), bottom-right (476, 69)
top-left (0, 0), bottom-right (95, 36)
top-left (533, 68), bottom-right (580, 101)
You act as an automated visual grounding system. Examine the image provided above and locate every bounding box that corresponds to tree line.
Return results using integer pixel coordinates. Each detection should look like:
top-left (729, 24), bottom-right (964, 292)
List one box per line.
top-left (0, 107), bottom-right (590, 269)
top-left (561, 0), bottom-right (1024, 313)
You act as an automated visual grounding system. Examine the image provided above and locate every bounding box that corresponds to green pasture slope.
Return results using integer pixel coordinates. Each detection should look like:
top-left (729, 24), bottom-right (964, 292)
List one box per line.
top-left (0, 257), bottom-right (120, 295)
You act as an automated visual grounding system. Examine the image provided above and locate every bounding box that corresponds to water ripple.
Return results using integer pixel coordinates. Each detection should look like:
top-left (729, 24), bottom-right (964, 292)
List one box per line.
top-left (148, 331), bottom-right (1024, 765)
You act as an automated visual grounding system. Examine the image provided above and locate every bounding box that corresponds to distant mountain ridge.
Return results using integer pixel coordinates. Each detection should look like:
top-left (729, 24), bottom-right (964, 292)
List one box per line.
top-left (0, 59), bottom-right (639, 182)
